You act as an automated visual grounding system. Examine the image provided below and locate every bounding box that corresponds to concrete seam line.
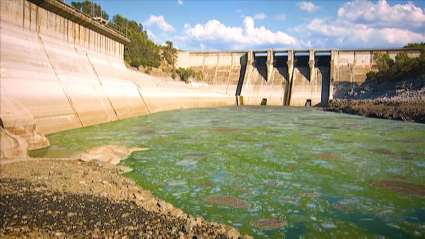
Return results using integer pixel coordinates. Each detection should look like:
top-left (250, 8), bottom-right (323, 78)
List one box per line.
top-left (137, 90), bottom-right (151, 114)
top-left (85, 51), bottom-right (119, 120)
top-left (38, 36), bottom-right (83, 127)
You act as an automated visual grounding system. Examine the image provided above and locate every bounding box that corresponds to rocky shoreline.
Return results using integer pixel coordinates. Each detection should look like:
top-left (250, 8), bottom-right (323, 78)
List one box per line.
top-left (324, 77), bottom-right (425, 123)
top-left (1, 159), bottom-right (251, 238)
top-left (323, 100), bottom-right (425, 123)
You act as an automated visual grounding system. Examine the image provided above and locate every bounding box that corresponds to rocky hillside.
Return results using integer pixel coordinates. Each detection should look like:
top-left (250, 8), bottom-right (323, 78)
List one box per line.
top-left (325, 76), bottom-right (425, 123)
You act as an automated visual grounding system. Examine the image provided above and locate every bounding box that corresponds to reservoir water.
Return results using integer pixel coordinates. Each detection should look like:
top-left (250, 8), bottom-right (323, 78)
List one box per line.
top-left (31, 106), bottom-right (425, 238)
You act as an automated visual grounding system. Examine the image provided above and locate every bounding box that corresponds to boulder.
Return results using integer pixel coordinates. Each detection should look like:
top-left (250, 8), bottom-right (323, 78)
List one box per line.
top-left (0, 126), bottom-right (28, 159)
top-left (0, 98), bottom-right (50, 150)
top-left (79, 145), bottom-right (149, 165)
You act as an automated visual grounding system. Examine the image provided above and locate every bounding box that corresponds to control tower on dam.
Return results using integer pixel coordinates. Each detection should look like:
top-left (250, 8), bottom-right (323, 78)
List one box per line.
top-left (176, 48), bottom-right (421, 106)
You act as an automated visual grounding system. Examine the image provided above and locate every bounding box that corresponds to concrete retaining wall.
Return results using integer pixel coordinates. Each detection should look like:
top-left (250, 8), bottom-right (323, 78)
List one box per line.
top-left (1, 0), bottom-right (235, 151)
top-left (176, 51), bottom-right (246, 95)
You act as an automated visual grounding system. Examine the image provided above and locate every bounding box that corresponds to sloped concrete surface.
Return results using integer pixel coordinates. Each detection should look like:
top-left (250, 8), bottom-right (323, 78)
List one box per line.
top-left (0, 0), bottom-right (235, 156)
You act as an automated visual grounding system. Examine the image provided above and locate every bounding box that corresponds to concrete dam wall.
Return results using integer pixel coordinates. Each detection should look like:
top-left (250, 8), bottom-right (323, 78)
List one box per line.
top-left (1, 0), bottom-right (422, 156)
top-left (177, 49), bottom-right (421, 107)
top-left (0, 0), bottom-right (235, 153)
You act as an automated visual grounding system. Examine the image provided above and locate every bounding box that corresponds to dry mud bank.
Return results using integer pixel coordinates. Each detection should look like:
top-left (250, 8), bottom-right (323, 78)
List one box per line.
top-left (323, 100), bottom-right (425, 123)
top-left (0, 159), bottom-right (251, 238)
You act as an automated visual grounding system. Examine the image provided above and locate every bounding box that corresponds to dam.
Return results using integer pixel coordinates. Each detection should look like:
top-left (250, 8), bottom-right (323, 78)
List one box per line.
top-left (176, 48), bottom-right (421, 107)
top-left (0, 0), bottom-right (422, 152)
top-left (1, 1), bottom-right (425, 238)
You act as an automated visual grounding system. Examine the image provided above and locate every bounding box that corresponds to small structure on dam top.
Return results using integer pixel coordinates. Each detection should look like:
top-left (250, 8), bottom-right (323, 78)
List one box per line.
top-left (176, 48), bottom-right (421, 107)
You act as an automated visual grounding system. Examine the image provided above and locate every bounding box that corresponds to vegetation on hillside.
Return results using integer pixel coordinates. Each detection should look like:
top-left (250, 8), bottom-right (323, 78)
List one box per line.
top-left (367, 42), bottom-right (425, 82)
top-left (175, 68), bottom-right (203, 83)
top-left (70, 1), bottom-right (197, 81)
top-left (71, 1), bottom-right (109, 20)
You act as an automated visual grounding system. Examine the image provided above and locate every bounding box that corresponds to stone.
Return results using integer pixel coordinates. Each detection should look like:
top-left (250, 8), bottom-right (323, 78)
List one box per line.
top-left (0, 127), bottom-right (29, 159)
top-left (79, 146), bottom-right (149, 165)
top-left (0, 99), bottom-right (50, 150)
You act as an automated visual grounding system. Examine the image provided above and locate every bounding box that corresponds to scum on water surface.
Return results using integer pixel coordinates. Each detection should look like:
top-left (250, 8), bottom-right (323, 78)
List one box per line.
top-left (30, 106), bottom-right (425, 238)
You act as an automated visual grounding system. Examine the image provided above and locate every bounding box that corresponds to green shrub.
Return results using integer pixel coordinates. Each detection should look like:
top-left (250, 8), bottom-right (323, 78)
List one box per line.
top-left (144, 66), bottom-right (152, 74)
top-left (366, 42), bottom-right (425, 82)
top-left (193, 71), bottom-right (204, 81)
top-left (176, 68), bottom-right (194, 82)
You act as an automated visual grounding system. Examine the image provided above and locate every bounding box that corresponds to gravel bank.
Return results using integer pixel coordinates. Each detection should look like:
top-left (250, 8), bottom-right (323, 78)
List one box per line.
top-left (0, 159), bottom-right (251, 238)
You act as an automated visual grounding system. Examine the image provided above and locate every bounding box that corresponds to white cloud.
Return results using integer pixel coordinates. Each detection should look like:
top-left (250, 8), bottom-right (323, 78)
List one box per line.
top-left (275, 14), bottom-right (286, 20)
top-left (144, 15), bottom-right (175, 32)
top-left (292, 18), bottom-right (425, 48)
top-left (297, 1), bottom-right (321, 12)
top-left (179, 16), bottom-right (301, 50)
top-left (290, 0), bottom-right (425, 49)
top-left (240, 15), bottom-right (246, 19)
top-left (200, 43), bottom-right (205, 50)
top-left (178, 0), bottom-right (183, 5)
top-left (236, 9), bottom-right (241, 13)
top-left (146, 30), bottom-right (156, 41)
top-left (337, 0), bottom-right (425, 29)
top-left (253, 13), bottom-right (266, 20)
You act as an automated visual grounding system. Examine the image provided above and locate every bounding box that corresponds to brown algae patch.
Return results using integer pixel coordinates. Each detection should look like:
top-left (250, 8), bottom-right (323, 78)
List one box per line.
top-left (210, 127), bottom-right (240, 132)
top-left (135, 130), bottom-right (156, 135)
top-left (388, 174), bottom-right (407, 180)
top-left (297, 191), bottom-right (322, 197)
top-left (369, 181), bottom-right (425, 196)
top-left (236, 189), bottom-right (256, 194)
top-left (286, 164), bottom-right (299, 170)
top-left (250, 217), bottom-right (286, 229)
top-left (201, 196), bottom-right (248, 208)
top-left (369, 149), bottom-right (393, 155)
top-left (399, 151), bottom-right (425, 157)
top-left (333, 204), bottom-right (351, 212)
top-left (281, 196), bottom-right (299, 203)
top-left (200, 183), bottom-right (213, 188)
top-left (312, 154), bottom-right (339, 160)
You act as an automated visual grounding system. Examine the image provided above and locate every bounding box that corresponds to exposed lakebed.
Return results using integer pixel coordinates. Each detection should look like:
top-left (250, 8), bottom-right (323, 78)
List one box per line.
top-left (31, 106), bottom-right (425, 238)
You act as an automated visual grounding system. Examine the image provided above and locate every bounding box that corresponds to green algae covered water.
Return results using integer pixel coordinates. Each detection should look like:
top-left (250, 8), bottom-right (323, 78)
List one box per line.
top-left (31, 106), bottom-right (425, 238)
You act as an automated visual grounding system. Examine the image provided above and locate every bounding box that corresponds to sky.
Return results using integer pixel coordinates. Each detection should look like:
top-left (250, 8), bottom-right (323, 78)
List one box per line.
top-left (74, 0), bottom-right (425, 51)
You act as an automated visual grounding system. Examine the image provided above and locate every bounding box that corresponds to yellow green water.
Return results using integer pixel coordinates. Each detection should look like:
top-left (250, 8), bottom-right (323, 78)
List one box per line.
top-left (31, 106), bottom-right (425, 238)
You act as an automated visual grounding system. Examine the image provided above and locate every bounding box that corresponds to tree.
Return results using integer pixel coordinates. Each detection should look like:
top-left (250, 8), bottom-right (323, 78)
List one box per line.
top-left (107, 14), bottom-right (161, 68)
top-left (373, 52), bottom-right (394, 72)
top-left (403, 42), bottom-right (425, 52)
top-left (161, 41), bottom-right (178, 67)
top-left (367, 43), bottom-right (425, 82)
top-left (71, 1), bottom-right (109, 20)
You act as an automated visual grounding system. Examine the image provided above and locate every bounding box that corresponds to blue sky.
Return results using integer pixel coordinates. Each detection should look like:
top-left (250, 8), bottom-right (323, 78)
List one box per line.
top-left (75, 0), bottom-right (425, 50)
